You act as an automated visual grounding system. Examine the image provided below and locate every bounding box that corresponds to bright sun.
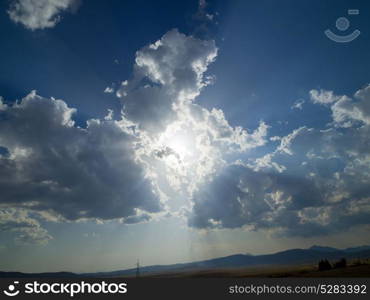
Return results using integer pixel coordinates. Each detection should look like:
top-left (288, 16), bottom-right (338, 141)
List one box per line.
top-left (157, 125), bottom-right (196, 165)
top-left (166, 134), bottom-right (192, 159)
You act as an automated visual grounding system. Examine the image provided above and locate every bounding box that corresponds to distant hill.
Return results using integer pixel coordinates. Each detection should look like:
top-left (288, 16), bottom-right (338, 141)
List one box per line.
top-left (309, 245), bottom-right (339, 252)
top-left (0, 271), bottom-right (79, 278)
top-left (1, 245), bottom-right (370, 278)
top-left (343, 245), bottom-right (370, 253)
top-left (310, 245), bottom-right (370, 253)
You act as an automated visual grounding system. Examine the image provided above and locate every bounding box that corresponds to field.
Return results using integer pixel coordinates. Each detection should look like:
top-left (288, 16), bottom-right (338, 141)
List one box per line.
top-left (136, 261), bottom-right (370, 278)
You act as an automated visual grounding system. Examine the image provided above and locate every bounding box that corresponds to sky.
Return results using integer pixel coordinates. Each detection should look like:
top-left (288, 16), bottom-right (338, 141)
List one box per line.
top-left (1, 0), bottom-right (370, 273)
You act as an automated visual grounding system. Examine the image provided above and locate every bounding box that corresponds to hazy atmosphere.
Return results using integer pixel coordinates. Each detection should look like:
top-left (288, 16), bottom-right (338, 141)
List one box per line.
top-left (1, 0), bottom-right (370, 273)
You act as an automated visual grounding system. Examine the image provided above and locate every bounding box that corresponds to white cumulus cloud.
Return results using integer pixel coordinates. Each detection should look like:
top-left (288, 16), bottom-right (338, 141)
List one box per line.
top-left (8, 0), bottom-right (79, 30)
top-left (311, 85), bottom-right (370, 127)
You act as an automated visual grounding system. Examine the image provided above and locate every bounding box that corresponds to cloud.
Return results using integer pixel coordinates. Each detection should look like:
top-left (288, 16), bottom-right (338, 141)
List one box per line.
top-left (147, 104), bottom-right (268, 197)
top-left (192, 0), bottom-right (217, 37)
top-left (0, 30), bottom-right (269, 243)
top-left (195, 0), bottom-right (214, 22)
top-left (0, 91), bottom-right (163, 229)
top-left (309, 89), bottom-right (341, 105)
top-left (291, 99), bottom-right (305, 110)
top-left (6, 28), bottom-right (369, 242)
top-left (189, 129), bottom-right (370, 237)
top-left (103, 87), bottom-right (114, 94)
top-left (114, 30), bottom-right (268, 200)
top-left (188, 85), bottom-right (370, 237)
top-left (0, 96), bottom-right (7, 111)
top-left (117, 29), bottom-right (217, 133)
top-left (0, 208), bottom-right (52, 245)
top-left (331, 85), bottom-right (370, 126)
top-left (188, 162), bottom-right (324, 232)
top-left (7, 0), bottom-right (79, 30)
top-left (310, 85), bottom-right (370, 127)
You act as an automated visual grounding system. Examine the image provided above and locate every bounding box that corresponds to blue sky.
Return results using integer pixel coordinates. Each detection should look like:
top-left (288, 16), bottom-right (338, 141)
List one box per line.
top-left (1, 0), bottom-right (369, 128)
top-left (1, 0), bottom-right (370, 273)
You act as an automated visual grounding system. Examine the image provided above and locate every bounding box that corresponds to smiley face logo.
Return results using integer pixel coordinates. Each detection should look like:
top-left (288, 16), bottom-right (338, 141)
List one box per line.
top-left (3, 282), bottom-right (20, 297)
top-left (325, 9), bottom-right (360, 43)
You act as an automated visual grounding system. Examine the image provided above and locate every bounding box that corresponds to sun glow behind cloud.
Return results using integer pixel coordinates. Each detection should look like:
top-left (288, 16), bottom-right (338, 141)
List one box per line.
top-left (165, 131), bottom-right (195, 161)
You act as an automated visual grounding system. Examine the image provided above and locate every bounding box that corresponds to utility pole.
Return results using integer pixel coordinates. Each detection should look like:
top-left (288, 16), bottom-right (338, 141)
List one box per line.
top-left (136, 259), bottom-right (140, 278)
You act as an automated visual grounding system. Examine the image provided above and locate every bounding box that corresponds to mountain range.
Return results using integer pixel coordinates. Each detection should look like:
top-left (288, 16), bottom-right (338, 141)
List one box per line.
top-left (1, 245), bottom-right (370, 278)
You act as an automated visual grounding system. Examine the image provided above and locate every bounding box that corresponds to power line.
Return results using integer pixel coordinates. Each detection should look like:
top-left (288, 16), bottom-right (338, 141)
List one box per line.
top-left (136, 259), bottom-right (140, 278)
